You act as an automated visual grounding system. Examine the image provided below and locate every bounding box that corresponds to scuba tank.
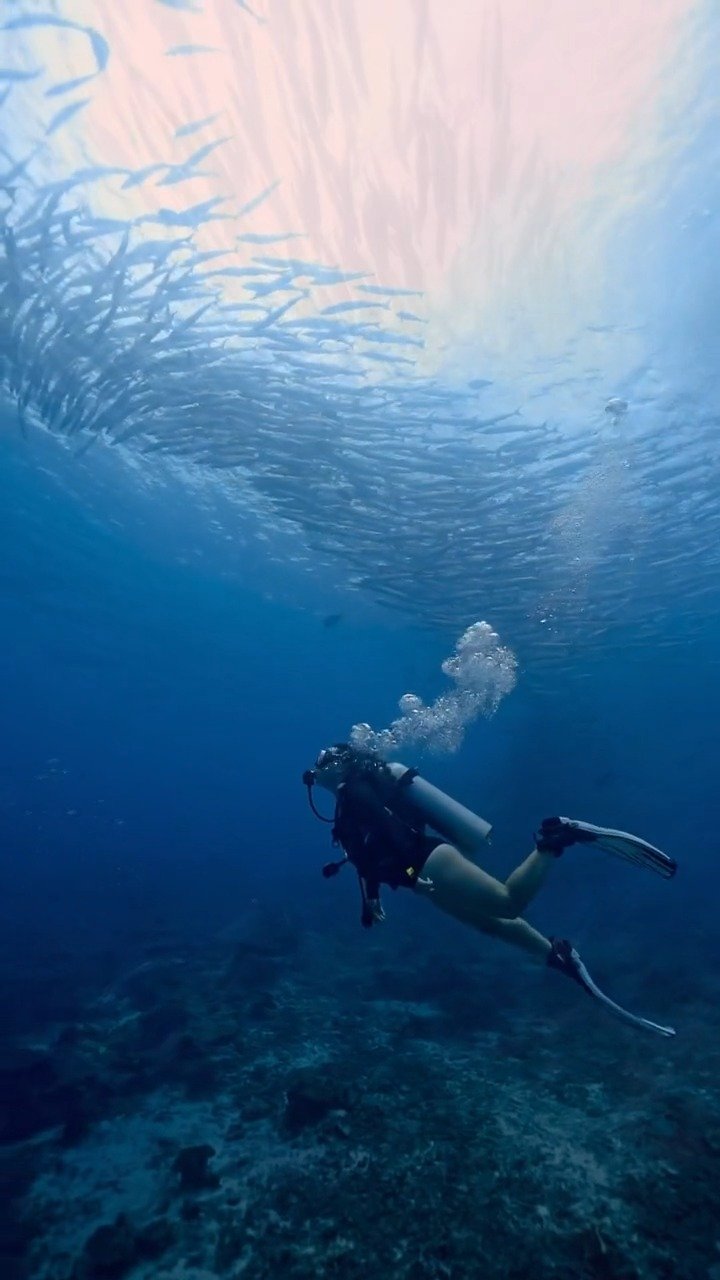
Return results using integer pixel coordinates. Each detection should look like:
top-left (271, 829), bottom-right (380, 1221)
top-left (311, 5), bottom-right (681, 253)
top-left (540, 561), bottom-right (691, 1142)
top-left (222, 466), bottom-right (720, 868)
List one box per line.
top-left (385, 761), bottom-right (492, 846)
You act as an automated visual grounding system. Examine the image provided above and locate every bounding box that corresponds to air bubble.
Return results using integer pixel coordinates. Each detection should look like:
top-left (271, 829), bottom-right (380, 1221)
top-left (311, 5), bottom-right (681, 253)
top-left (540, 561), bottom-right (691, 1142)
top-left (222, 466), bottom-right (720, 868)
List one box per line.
top-left (350, 621), bottom-right (517, 756)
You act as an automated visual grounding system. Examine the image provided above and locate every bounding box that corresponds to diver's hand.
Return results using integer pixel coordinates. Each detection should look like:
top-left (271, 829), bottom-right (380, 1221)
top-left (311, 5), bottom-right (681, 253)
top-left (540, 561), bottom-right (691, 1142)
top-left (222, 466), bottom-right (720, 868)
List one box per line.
top-left (415, 876), bottom-right (435, 893)
top-left (368, 898), bottom-right (386, 923)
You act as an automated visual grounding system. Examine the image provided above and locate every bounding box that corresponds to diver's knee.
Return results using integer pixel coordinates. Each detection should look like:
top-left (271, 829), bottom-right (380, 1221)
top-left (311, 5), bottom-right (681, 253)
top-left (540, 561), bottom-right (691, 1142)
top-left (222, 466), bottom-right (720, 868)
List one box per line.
top-left (476, 899), bottom-right (519, 925)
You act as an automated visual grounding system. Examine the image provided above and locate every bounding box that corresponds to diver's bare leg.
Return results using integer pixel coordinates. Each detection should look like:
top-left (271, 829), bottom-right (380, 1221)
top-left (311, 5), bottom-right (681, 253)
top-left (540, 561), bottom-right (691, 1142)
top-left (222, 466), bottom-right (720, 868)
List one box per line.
top-left (505, 848), bottom-right (556, 911)
top-left (418, 842), bottom-right (555, 923)
top-left (414, 858), bottom-right (551, 959)
top-left (414, 847), bottom-right (676, 1037)
top-left (473, 914), bottom-right (551, 961)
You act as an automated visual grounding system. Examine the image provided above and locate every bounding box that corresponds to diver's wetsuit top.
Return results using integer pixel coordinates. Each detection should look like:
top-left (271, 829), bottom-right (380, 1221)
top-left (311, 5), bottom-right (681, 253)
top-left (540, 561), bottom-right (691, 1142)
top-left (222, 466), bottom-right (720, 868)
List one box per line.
top-left (333, 776), bottom-right (442, 896)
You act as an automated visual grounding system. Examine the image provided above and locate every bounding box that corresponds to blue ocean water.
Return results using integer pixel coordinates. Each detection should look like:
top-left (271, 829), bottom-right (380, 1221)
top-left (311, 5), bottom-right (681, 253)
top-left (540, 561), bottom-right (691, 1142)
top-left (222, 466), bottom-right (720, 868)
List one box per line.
top-left (2, 3), bottom-right (720, 1278)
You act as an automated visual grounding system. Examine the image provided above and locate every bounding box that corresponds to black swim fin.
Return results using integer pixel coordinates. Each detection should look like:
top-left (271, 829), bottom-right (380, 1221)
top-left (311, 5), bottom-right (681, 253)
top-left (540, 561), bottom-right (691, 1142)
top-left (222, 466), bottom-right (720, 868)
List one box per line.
top-left (536, 816), bottom-right (677, 878)
top-left (548, 938), bottom-right (676, 1037)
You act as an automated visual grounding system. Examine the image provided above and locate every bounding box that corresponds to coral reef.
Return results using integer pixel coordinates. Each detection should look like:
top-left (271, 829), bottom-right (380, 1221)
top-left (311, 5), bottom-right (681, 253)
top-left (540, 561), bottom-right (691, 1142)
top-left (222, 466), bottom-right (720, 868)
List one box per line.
top-left (2, 910), bottom-right (719, 1279)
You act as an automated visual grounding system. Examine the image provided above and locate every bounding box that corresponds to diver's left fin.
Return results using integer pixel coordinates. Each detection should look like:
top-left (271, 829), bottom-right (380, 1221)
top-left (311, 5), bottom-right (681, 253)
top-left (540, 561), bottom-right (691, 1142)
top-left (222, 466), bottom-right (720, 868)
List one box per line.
top-left (548, 938), bottom-right (676, 1038)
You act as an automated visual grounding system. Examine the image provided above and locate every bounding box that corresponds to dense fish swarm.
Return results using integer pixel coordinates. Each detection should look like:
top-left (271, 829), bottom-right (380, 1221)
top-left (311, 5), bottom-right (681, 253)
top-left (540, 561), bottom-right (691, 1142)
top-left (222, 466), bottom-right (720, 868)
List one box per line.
top-left (1, 10), bottom-right (719, 657)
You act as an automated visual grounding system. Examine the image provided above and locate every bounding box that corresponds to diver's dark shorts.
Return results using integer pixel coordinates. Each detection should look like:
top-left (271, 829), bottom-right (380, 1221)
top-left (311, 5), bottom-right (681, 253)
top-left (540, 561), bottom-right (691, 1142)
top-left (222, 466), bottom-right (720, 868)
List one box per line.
top-left (403, 833), bottom-right (445, 887)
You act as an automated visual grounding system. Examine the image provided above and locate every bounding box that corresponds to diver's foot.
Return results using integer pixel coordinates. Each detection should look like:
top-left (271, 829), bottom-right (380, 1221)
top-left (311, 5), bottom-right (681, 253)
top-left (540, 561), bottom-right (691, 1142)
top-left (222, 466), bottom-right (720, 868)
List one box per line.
top-left (535, 816), bottom-right (677, 878)
top-left (535, 816), bottom-right (596, 856)
top-left (546, 937), bottom-right (588, 989)
top-left (547, 937), bottom-right (676, 1037)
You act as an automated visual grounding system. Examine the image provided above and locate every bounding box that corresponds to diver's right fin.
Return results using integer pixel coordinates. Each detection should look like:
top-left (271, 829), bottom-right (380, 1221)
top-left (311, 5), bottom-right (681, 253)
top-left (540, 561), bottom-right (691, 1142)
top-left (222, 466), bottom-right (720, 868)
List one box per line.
top-left (536, 816), bottom-right (677, 878)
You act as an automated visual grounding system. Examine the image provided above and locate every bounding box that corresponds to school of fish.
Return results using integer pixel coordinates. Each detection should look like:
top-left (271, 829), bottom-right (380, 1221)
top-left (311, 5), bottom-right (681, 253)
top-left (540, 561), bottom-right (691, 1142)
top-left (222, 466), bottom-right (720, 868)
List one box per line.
top-left (1, 4), bottom-right (719, 661)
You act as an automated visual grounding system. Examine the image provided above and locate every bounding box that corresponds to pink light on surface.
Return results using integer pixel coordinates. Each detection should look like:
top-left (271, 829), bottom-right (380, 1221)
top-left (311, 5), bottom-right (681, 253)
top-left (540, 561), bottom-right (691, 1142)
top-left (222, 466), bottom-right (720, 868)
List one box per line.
top-left (4, 0), bottom-right (698, 383)
top-left (7, 1), bottom-right (693, 283)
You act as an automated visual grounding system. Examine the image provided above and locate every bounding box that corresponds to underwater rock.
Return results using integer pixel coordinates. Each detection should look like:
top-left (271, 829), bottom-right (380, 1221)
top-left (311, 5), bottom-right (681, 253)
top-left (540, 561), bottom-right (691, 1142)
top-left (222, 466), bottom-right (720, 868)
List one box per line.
top-left (72, 1178), bottom-right (175, 1276)
top-left (173, 1143), bottom-right (221, 1192)
top-left (77, 1214), bottom-right (137, 1279)
top-left (283, 1066), bottom-right (354, 1135)
top-left (134, 1215), bottom-right (175, 1260)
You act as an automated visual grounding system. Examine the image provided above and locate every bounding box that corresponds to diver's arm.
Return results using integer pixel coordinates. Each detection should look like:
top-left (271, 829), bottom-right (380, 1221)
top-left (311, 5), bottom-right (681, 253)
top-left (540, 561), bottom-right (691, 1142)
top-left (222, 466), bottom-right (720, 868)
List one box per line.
top-left (364, 874), bottom-right (381, 900)
top-left (365, 876), bottom-right (385, 917)
top-left (360, 875), bottom-right (385, 924)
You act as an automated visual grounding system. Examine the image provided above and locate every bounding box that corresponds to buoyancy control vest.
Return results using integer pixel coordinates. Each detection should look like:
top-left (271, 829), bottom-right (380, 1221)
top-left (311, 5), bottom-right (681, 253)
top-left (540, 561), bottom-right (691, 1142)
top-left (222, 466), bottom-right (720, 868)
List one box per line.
top-left (322, 771), bottom-right (431, 927)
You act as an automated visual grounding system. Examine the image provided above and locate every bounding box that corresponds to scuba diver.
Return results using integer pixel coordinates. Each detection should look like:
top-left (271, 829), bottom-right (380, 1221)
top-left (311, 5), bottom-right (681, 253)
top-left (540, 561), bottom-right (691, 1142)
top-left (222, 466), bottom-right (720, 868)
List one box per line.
top-left (303, 743), bottom-right (678, 1038)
